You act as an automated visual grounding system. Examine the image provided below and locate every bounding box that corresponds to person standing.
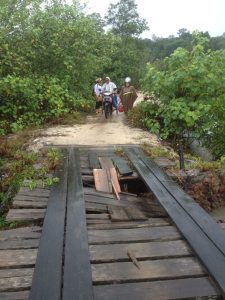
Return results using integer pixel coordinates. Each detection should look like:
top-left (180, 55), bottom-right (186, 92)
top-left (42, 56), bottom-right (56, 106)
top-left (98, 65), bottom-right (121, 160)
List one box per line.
top-left (94, 78), bottom-right (102, 114)
top-left (119, 77), bottom-right (138, 114)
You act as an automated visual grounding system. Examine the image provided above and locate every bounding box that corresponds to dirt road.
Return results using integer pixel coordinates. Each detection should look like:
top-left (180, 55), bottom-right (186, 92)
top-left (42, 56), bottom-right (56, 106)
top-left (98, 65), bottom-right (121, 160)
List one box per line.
top-left (29, 112), bottom-right (159, 151)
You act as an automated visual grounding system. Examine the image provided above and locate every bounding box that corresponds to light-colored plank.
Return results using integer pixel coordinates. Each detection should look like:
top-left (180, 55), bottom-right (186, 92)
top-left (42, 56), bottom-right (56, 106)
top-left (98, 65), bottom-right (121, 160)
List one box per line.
top-left (89, 240), bottom-right (191, 262)
top-left (91, 258), bottom-right (204, 283)
top-left (6, 209), bottom-right (45, 222)
top-left (93, 278), bottom-right (219, 300)
top-left (0, 249), bottom-right (37, 267)
top-left (88, 226), bottom-right (180, 244)
top-left (108, 206), bottom-right (129, 222)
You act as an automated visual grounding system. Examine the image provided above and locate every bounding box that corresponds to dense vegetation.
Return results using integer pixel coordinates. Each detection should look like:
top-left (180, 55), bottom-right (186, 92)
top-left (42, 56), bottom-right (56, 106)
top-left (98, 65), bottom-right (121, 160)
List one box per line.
top-left (1, 0), bottom-right (225, 157)
top-left (129, 33), bottom-right (225, 158)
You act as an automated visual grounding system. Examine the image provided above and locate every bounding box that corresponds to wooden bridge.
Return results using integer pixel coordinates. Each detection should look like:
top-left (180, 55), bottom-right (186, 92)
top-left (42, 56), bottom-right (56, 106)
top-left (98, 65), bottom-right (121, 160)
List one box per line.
top-left (1, 145), bottom-right (225, 300)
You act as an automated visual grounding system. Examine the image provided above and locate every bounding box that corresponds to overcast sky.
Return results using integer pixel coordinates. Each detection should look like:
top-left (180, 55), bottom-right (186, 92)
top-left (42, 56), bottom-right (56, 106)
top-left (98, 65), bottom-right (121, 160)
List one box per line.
top-left (80, 0), bottom-right (225, 38)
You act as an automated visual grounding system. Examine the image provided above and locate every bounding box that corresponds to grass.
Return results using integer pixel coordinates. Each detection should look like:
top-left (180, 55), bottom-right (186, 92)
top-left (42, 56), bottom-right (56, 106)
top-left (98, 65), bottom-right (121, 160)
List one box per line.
top-left (0, 130), bottom-right (61, 229)
top-left (141, 144), bottom-right (178, 160)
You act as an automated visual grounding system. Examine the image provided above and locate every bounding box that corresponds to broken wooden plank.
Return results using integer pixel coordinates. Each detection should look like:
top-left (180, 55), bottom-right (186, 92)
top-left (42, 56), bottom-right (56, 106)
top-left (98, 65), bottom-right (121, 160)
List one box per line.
top-left (93, 169), bottom-right (112, 193)
top-left (93, 278), bottom-right (219, 300)
top-left (88, 226), bottom-right (181, 244)
top-left (86, 213), bottom-right (109, 220)
top-left (124, 206), bottom-right (148, 221)
top-left (88, 152), bottom-right (100, 169)
top-left (108, 205), bottom-right (129, 222)
top-left (83, 187), bottom-right (114, 199)
top-left (110, 167), bottom-right (121, 194)
top-left (91, 257), bottom-right (204, 284)
top-left (85, 202), bottom-right (108, 213)
top-left (86, 219), bottom-right (112, 225)
top-left (99, 157), bottom-right (114, 169)
top-left (112, 156), bottom-right (133, 176)
top-left (89, 240), bottom-right (191, 262)
top-left (6, 209), bottom-right (45, 222)
top-left (0, 249), bottom-right (37, 268)
top-left (84, 194), bottom-right (139, 207)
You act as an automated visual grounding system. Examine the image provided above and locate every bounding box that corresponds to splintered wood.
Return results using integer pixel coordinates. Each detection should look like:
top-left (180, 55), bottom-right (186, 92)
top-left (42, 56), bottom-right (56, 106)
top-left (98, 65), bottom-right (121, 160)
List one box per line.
top-left (93, 157), bottom-right (121, 199)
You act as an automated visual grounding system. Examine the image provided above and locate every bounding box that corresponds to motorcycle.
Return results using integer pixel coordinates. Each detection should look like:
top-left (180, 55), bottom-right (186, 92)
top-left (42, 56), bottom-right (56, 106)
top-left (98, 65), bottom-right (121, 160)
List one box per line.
top-left (102, 92), bottom-right (113, 119)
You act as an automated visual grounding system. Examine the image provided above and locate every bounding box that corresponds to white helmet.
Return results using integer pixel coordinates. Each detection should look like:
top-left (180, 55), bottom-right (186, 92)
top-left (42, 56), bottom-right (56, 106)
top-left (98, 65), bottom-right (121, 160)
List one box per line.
top-left (125, 77), bottom-right (131, 83)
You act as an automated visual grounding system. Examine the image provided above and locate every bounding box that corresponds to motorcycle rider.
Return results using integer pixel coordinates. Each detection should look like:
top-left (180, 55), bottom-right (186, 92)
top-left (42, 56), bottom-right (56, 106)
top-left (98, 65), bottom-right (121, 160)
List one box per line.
top-left (101, 77), bottom-right (117, 111)
top-left (119, 77), bottom-right (138, 114)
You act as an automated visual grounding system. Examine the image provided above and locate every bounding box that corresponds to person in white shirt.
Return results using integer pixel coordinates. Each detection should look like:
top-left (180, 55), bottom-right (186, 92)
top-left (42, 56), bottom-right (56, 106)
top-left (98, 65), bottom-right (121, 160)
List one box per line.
top-left (101, 77), bottom-right (118, 111)
top-left (101, 77), bottom-right (117, 93)
top-left (93, 78), bottom-right (102, 114)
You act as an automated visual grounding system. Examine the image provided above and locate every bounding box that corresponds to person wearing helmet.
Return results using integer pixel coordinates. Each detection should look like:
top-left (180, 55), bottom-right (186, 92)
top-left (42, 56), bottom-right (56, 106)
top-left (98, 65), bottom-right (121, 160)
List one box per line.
top-left (119, 77), bottom-right (138, 114)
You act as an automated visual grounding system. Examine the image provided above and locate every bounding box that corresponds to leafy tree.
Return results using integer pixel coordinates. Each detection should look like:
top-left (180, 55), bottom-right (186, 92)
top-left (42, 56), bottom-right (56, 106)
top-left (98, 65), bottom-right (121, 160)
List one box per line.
top-left (106, 0), bottom-right (149, 37)
top-left (141, 32), bottom-right (225, 157)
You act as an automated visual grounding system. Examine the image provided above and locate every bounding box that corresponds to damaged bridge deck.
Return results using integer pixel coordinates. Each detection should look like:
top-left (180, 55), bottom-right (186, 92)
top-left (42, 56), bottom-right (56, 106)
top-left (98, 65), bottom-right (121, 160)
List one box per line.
top-left (1, 145), bottom-right (225, 300)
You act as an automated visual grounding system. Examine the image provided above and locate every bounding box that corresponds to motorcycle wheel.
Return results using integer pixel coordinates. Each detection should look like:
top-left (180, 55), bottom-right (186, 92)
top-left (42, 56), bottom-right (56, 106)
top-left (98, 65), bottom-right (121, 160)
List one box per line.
top-left (105, 103), bottom-right (110, 119)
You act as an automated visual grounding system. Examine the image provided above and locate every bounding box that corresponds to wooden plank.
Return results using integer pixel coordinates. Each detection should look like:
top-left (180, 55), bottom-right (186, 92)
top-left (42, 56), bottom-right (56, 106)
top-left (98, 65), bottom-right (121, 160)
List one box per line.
top-left (112, 156), bottom-right (133, 176)
top-left (124, 206), bottom-right (148, 221)
top-left (86, 219), bottom-right (111, 225)
top-left (0, 268), bottom-right (33, 278)
top-left (93, 169), bottom-right (112, 193)
top-left (13, 200), bottom-right (47, 209)
top-left (29, 149), bottom-right (68, 300)
top-left (93, 277), bottom-right (219, 300)
top-left (134, 148), bottom-right (225, 255)
top-left (0, 249), bottom-right (37, 268)
top-left (91, 257), bottom-right (204, 284)
top-left (99, 157), bottom-right (114, 169)
top-left (110, 167), bottom-right (121, 194)
top-left (81, 168), bottom-right (93, 175)
top-left (108, 205), bottom-right (129, 221)
top-left (17, 187), bottom-right (50, 197)
top-left (6, 209), bottom-right (45, 222)
top-left (0, 239), bottom-right (39, 250)
top-left (125, 147), bottom-right (225, 297)
top-left (85, 202), bottom-right (108, 213)
top-left (87, 218), bottom-right (170, 230)
top-left (89, 240), bottom-right (191, 262)
top-left (14, 195), bottom-right (48, 202)
top-left (88, 152), bottom-right (100, 169)
top-left (0, 291), bottom-right (29, 300)
top-left (62, 148), bottom-right (93, 300)
top-left (0, 227), bottom-right (41, 240)
top-left (83, 187), bottom-right (114, 199)
top-left (86, 213), bottom-right (109, 220)
top-left (84, 194), bottom-right (139, 207)
top-left (88, 226), bottom-right (180, 244)
top-left (0, 276), bottom-right (32, 292)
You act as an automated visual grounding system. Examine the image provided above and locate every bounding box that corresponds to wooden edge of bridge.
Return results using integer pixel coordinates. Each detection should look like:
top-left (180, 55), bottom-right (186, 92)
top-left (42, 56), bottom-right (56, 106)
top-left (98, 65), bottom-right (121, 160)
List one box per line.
top-left (124, 146), bottom-right (225, 298)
